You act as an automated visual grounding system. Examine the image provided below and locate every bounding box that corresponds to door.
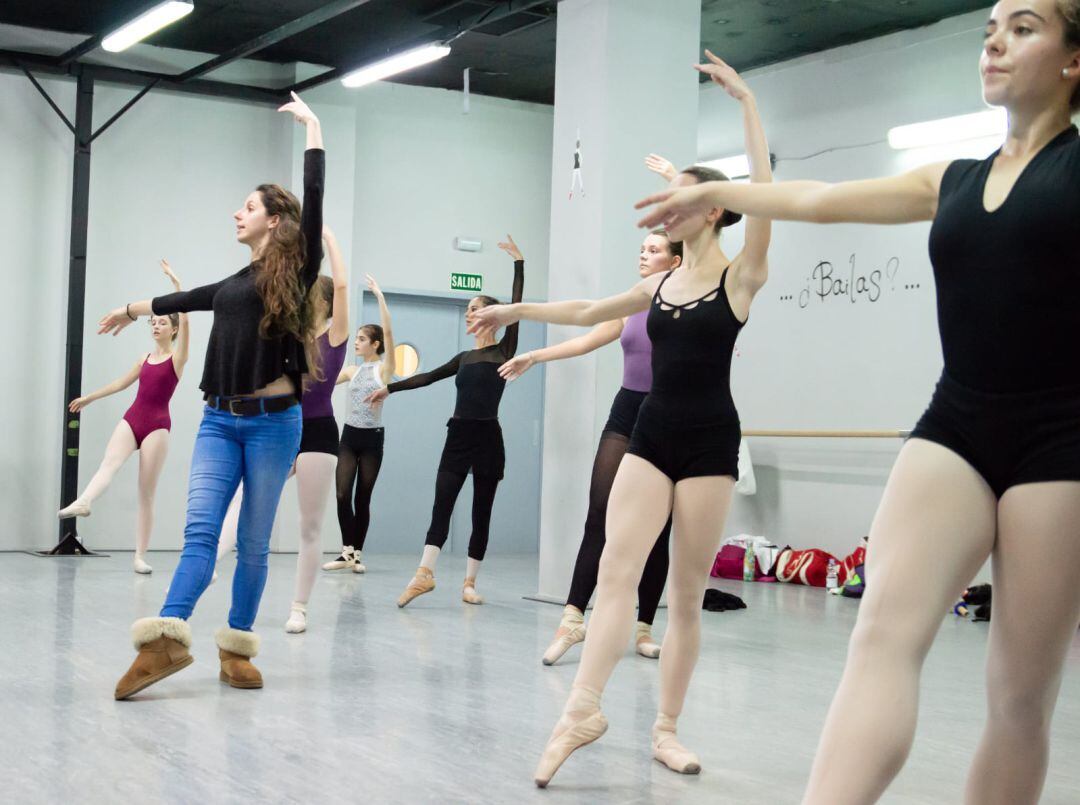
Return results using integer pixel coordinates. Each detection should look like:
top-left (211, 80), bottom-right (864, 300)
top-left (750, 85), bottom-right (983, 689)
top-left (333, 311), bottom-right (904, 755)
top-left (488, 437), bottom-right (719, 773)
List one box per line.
top-left (355, 290), bottom-right (544, 556)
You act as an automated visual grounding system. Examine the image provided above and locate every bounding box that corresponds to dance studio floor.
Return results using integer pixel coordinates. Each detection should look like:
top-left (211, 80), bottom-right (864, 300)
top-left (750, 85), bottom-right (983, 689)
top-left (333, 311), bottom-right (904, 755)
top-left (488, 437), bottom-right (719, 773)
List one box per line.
top-left (3, 552), bottom-right (1079, 805)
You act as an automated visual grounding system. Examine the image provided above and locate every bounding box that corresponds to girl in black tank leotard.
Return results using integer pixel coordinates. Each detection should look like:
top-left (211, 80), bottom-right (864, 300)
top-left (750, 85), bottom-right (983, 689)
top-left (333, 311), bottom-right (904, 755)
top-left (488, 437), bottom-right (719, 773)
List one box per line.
top-left (636, 3), bottom-right (1080, 801)
top-left (473, 53), bottom-right (773, 785)
top-left (366, 237), bottom-right (524, 608)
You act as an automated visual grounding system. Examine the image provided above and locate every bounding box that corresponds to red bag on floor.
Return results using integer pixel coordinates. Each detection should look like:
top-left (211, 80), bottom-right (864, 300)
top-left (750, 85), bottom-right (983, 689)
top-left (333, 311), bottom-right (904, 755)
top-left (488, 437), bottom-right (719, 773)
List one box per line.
top-left (774, 547), bottom-right (838, 587)
top-left (710, 544), bottom-right (746, 580)
top-left (839, 538), bottom-right (868, 586)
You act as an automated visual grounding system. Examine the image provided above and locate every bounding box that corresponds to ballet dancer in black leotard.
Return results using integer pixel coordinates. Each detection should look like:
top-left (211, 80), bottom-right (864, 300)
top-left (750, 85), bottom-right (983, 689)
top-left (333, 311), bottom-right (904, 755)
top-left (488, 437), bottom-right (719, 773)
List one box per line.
top-left (637, 3), bottom-right (1080, 801)
top-left (366, 236), bottom-right (524, 607)
top-left (473, 53), bottom-right (772, 785)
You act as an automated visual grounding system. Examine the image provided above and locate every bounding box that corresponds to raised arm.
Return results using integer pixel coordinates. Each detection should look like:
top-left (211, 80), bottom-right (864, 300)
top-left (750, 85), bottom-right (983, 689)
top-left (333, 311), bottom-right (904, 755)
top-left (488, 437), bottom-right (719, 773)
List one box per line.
top-left (696, 52), bottom-right (773, 288)
top-left (279, 92), bottom-right (324, 290)
top-left (68, 358), bottom-right (143, 412)
top-left (160, 259), bottom-right (190, 376)
top-left (470, 279), bottom-right (655, 339)
top-left (367, 275), bottom-right (396, 385)
top-left (323, 226), bottom-right (350, 346)
top-left (495, 235), bottom-right (526, 359)
top-left (499, 319), bottom-right (623, 381)
top-left (645, 153), bottom-right (678, 183)
top-left (636, 160), bottom-right (950, 229)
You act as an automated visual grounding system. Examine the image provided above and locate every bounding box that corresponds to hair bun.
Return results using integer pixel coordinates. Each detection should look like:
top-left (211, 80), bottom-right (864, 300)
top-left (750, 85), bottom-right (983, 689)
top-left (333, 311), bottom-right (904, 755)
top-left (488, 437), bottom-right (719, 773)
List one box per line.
top-left (721, 209), bottom-right (743, 227)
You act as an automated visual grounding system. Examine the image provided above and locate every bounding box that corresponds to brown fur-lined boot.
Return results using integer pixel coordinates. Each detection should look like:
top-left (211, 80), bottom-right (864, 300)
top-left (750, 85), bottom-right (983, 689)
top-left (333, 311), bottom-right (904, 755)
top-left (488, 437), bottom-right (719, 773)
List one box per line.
top-left (215, 627), bottom-right (263, 689)
top-left (114, 617), bottom-right (194, 700)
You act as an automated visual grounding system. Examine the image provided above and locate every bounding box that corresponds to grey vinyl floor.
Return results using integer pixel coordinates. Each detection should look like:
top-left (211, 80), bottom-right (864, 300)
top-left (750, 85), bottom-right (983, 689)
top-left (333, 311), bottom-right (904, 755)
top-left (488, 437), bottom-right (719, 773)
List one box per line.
top-left (2, 551), bottom-right (1078, 805)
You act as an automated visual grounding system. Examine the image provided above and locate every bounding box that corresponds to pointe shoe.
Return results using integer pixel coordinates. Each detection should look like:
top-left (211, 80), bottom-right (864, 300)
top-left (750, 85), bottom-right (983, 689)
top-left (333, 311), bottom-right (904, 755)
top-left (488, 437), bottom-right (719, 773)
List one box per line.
top-left (397, 567), bottom-right (435, 608)
top-left (462, 577), bottom-right (484, 605)
top-left (284, 603), bottom-right (307, 634)
top-left (352, 550), bottom-right (366, 574)
top-left (133, 554), bottom-right (153, 575)
top-left (542, 606), bottom-right (586, 666)
top-left (58, 499), bottom-right (91, 519)
top-left (216, 627), bottom-right (263, 689)
top-left (322, 546), bottom-right (356, 572)
top-left (652, 714), bottom-right (701, 774)
top-left (534, 690), bottom-right (608, 788)
top-left (114, 617), bottom-right (193, 700)
top-left (635, 621), bottom-right (661, 659)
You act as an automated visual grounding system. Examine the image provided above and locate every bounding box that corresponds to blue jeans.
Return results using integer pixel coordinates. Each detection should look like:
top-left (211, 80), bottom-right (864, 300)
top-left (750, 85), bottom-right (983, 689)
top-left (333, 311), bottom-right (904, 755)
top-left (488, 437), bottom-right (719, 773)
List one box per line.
top-left (161, 403), bottom-right (301, 630)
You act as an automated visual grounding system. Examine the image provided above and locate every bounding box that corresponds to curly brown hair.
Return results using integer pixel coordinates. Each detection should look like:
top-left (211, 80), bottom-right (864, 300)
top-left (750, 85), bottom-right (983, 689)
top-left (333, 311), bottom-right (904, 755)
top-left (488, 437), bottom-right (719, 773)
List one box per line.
top-left (252, 183), bottom-right (321, 381)
top-left (1060, 0), bottom-right (1080, 111)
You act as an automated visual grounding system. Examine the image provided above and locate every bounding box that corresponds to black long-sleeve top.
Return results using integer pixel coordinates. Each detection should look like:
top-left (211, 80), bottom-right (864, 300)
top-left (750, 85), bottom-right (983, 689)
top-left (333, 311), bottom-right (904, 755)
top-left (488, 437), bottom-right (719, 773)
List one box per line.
top-left (152, 149), bottom-right (324, 399)
top-left (388, 260), bottom-right (524, 420)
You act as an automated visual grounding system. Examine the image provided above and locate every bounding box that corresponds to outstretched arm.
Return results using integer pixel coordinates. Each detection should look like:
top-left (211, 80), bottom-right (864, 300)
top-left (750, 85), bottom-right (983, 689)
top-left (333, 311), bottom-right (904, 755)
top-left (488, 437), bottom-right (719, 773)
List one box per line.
top-left (69, 359), bottom-right (143, 412)
top-left (636, 160), bottom-right (950, 229)
top-left (470, 280), bottom-right (654, 338)
top-left (385, 352), bottom-right (462, 394)
top-left (368, 275), bottom-right (396, 385)
top-left (499, 319), bottom-right (623, 381)
top-left (495, 235), bottom-right (526, 359)
top-left (335, 365), bottom-right (357, 385)
top-left (323, 227), bottom-right (350, 346)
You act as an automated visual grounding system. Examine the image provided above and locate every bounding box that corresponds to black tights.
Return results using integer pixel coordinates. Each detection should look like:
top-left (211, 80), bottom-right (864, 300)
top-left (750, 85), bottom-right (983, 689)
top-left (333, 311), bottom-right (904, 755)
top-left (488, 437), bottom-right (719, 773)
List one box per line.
top-left (566, 431), bottom-right (670, 624)
top-left (336, 443), bottom-right (383, 552)
top-left (425, 470), bottom-right (500, 561)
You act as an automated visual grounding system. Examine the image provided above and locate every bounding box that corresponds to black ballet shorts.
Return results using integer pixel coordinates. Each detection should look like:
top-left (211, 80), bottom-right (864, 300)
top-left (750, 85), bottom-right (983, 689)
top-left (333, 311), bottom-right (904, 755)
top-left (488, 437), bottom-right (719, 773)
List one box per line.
top-left (340, 423), bottom-right (384, 456)
top-left (438, 418), bottom-right (505, 480)
top-left (909, 372), bottom-right (1080, 498)
top-left (602, 387), bottom-right (648, 439)
top-left (627, 397), bottom-right (741, 482)
top-left (299, 416), bottom-right (339, 456)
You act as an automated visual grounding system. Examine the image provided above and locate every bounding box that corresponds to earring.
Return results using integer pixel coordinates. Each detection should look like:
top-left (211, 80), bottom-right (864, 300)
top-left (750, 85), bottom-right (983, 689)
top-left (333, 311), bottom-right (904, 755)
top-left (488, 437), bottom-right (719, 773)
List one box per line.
top-left (1065, 68), bottom-right (1072, 79)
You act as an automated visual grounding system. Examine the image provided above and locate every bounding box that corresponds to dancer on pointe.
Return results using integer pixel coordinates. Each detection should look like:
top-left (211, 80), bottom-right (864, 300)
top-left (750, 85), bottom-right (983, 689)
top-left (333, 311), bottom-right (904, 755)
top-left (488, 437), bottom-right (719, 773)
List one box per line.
top-left (636, 4), bottom-right (1080, 801)
top-left (499, 225), bottom-right (684, 665)
top-left (214, 225), bottom-right (350, 634)
top-left (322, 274), bottom-right (395, 575)
top-left (472, 53), bottom-right (772, 785)
top-left (106, 92), bottom-right (325, 699)
top-left (59, 260), bottom-right (189, 574)
top-left (365, 237), bottom-right (524, 608)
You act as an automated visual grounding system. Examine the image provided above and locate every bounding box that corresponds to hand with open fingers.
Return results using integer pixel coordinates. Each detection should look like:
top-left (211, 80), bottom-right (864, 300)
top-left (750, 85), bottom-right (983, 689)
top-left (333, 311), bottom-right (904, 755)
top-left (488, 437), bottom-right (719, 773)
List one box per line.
top-left (69, 396), bottom-right (90, 413)
top-left (645, 154), bottom-right (677, 182)
top-left (634, 182), bottom-right (715, 230)
top-left (160, 258), bottom-right (180, 290)
top-left (497, 234), bottom-right (523, 262)
top-left (366, 274), bottom-right (384, 299)
top-left (322, 224), bottom-right (335, 241)
top-left (99, 307), bottom-right (135, 336)
top-left (695, 50), bottom-right (752, 101)
top-left (278, 91), bottom-right (318, 125)
top-left (364, 387), bottom-right (389, 405)
top-left (499, 352), bottom-right (536, 381)
top-left (468, 303), bottom-right (516, 339)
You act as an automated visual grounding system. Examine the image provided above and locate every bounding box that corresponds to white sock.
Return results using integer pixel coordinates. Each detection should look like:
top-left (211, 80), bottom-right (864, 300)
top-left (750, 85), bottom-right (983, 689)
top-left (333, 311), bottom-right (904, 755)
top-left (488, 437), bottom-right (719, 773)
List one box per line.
top-left (420, 545), bottom-right (441, 573)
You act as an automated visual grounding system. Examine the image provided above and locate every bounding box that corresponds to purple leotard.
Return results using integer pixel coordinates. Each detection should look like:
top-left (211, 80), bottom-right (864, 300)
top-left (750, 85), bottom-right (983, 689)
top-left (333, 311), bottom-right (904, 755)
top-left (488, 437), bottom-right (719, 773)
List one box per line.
top-left (620, 310), bottom-right (652, 393)
top-left (122, 354), bottom-right (180, 448)
top-left (301, 331), bottom-right (348, 420)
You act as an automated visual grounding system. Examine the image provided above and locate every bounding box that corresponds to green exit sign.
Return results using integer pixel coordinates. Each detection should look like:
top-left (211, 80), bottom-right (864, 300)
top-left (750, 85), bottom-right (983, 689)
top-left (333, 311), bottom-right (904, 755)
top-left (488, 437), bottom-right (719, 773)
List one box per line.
top-left (450, 272), bottom-right (482, 292)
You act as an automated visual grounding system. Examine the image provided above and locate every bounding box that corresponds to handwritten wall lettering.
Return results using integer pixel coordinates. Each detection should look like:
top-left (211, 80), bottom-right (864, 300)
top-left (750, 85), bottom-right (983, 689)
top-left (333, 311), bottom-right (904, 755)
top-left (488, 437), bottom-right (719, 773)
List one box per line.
top-left (778, 255), bottom-right (920, 309)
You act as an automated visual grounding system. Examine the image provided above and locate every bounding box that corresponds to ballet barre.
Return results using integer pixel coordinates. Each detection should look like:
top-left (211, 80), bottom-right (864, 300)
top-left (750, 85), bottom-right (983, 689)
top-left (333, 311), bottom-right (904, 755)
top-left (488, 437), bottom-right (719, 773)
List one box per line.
top-left (743, 429), bottom-right (910, 438)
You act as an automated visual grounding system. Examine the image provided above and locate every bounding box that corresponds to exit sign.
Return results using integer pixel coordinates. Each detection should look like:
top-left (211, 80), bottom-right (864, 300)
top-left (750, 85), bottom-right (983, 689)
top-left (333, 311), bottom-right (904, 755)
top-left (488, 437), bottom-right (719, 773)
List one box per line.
top-left (450, 272), bottom-right (483, 292)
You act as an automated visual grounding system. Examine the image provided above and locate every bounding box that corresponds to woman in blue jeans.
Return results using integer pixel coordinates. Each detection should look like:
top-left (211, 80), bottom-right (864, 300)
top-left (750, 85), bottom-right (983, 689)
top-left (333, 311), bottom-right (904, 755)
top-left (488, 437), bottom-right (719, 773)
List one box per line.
top-left (103, 92), bottom-right (325, 699)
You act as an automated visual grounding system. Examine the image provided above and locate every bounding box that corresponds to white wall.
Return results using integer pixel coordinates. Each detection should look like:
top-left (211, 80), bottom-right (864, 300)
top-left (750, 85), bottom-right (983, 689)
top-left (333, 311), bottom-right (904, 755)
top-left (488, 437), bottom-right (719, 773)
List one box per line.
top-left (0, 68), bottom-right (552, 553)
top-left (698, 9), bottom-right (1006, 561)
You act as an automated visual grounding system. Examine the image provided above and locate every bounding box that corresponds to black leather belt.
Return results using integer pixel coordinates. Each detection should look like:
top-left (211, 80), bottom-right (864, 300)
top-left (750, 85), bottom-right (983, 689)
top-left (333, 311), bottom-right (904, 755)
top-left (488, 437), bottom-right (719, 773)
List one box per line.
top-left (206, 394), bottom-right (298, 416)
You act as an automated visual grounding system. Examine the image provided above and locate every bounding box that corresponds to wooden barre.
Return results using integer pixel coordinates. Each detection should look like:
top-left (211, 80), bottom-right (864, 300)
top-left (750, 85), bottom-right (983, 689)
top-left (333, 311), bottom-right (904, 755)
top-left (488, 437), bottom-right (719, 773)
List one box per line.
top-left (743, 429), bottom-right (909, 439)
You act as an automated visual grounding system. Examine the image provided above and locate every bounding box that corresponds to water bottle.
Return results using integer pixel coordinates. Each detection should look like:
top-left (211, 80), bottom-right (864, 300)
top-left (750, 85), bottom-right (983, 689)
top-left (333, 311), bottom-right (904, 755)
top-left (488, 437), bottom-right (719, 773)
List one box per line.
top-left (742, 541), bottom-right (756, 582)
top-left (826, 558), bottom-right (839, 590)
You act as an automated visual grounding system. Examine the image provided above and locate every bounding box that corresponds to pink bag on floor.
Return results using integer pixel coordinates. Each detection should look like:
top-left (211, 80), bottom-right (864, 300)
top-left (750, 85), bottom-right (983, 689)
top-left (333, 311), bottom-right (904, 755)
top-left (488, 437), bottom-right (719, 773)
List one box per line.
top-left (711, 544), bottom-right (747, 580)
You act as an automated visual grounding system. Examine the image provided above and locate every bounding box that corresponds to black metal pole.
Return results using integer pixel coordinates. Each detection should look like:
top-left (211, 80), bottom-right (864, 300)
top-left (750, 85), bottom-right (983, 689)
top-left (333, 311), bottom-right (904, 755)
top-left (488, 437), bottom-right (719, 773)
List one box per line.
top-left (57, 68), bottom-right (94, 549)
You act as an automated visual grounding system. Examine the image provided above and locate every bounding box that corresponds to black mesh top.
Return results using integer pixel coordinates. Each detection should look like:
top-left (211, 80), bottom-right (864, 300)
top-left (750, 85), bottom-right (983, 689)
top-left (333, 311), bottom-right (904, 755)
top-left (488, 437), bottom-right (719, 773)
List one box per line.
top-left (152, 149), bottom-right (325, 399)
top-left (387, 260), bottom-right (524, 420)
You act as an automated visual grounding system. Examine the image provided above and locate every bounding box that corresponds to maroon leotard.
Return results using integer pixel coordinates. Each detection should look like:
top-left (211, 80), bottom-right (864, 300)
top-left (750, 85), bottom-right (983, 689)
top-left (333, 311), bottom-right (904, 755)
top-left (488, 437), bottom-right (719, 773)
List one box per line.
top-left (122, 354), bottom-right (180, 448)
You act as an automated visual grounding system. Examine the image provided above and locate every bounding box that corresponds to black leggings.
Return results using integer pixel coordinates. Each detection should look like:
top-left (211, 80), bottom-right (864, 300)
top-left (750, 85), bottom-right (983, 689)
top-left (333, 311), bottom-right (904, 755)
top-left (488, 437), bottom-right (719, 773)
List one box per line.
top-left (336, 426), bottom-right (384, 552)
top-left (566, 431), bottom-right (671, 624)
top-left (425, 470), bottom-right (500, 561)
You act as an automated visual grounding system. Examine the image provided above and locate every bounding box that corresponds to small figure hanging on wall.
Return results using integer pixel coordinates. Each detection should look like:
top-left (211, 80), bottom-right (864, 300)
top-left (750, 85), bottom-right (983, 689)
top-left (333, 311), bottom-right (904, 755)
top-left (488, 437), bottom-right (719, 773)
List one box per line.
top-left (569, 128), bottom-right (584, 199)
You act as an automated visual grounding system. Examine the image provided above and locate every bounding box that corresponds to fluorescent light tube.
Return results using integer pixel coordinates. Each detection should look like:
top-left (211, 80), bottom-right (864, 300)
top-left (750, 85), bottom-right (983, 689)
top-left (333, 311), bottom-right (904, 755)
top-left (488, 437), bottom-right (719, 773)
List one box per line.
top-left (102, 1), bottom-right (194, 52)
top-left (342, 43), bottom-right (452, 88)
top-left (698, 154), bottom-right (751, 179)
top-left (888, 108), bottom-right (1007, 150)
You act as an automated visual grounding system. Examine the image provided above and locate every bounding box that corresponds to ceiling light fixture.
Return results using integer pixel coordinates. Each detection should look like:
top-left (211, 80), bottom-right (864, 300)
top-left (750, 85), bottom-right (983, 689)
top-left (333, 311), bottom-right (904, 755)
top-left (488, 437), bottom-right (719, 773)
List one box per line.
top-left (342, 43), bottom-right (452, 89)
top-left (102, 1), bottom-right (194, 53)
top-left (699, 154), bottom-right (751, 179)
top-left (887, 108), bottom-right (1007, 150)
